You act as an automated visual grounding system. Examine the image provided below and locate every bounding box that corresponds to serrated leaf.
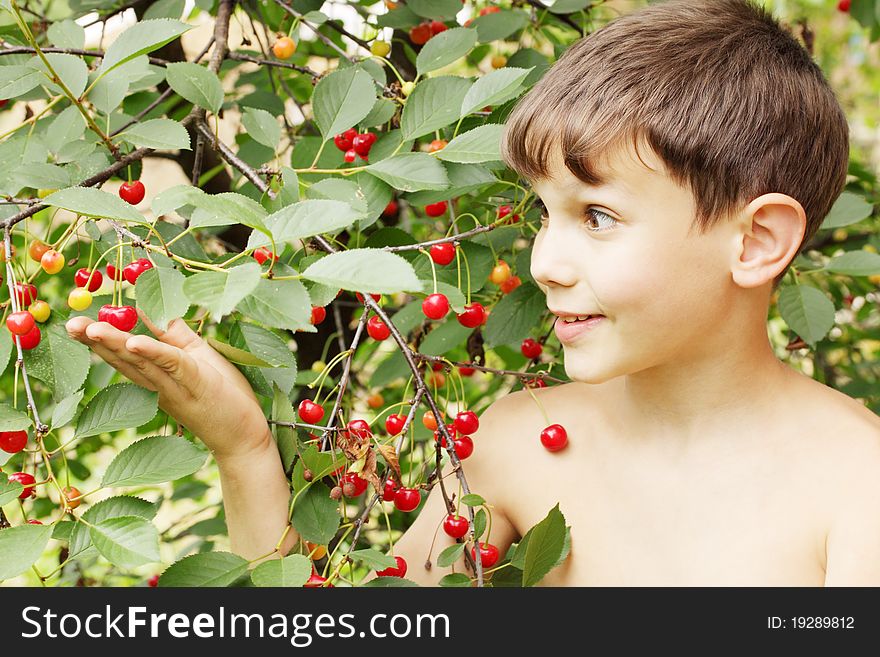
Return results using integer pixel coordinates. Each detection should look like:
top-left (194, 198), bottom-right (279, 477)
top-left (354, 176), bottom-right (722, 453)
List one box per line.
top-left (777, 284), bottom-right (836, 347)
top-left (435, 124), bottom-right (503, 163)
top-left (547, 0), bottom-right (591, 12)
top-left (825, 251), bottom-right (880, 276)
top-left (152, 184), bottom-right (205, 216)
top-left (483, 282), bottom-right (546, 347)
top-left (89, 515), bottom-right (160, 569)
top-left (0, 478), bottom-right (24, 506)
top-left (31, 53), bottom-right (88, 99)
top-left (159, 552), bottom-right (250, 587)
top-left (190, 191), bottom-right (267, 231)
top-left (350, 548), bottom-right (398, 571)
top-left (439, 573), bottom-right (472, 587)
top-left (70, 495), bottom-right (158, 559)
top-left (437, 543), bottom-right (465, 567)
top-left (98, 19), bottom-right (191, 79)
top-left (461, 67), bottom-right (532, 116)
top-left (408, 0), bottom-right (461, 19)
top-left (75, 383), bottom-right (158, 438)
top-left (361, 577), bottom-right (419, 587)
top-left (365, 152), bottom-right (450, 192)
top-left (236, 278), bottom-right (312, 332)
top-left (471, 10), bottom-right (529, 43)
top-left (118, 118), bottom-right (191, 150)
top-left (521, 504), bottom-right (566, 587)
top-left (230, 322), bottom-right (297, 367)
top-left (292, 483), bottom-right (340, 544)
top-left (246, 200), bottom-right (364, 250)
top-left (461, 493), bottom-right (485, 506)
top-left (165, 61), bottom-right (224, 113)
top-left (251, 554), bottom-right (312, 587)
top-left (43, 187), bottom-right (144, 222)
top-left (24, 323), bottom-right (90, 402)
top-left (416, 28), bottom-right (478, 75)
top-left (242, 107), bottom-right (281, 149)
top-left (301, 249), bottom-right (423, 295)
top-left (135, 265), bottom-right (190, 331)
top-left (50, 390), bottom-right (83, 430)
top-left (0, 66), bottom-right (43, 99)
top-left (182, 263), bottom-right (261, 320)
top-left (0, 524), bottom-right (52, 580)
top-left (401, 76), bottom-right (472, 140)
top-left (206, 337), bottom-right (273, 367)
top-left (313, 67), bottom-right (376, 140)
top-left (102, 435), bottom-right (208, 487)
top-left (46, 106), bottom-right (86, 147)
top-left (0, 402), bottom-right (31, 431)
top-left (821, 192), bottom-right (874, 229)
top-left (48, 20), bottom-right (86, 49)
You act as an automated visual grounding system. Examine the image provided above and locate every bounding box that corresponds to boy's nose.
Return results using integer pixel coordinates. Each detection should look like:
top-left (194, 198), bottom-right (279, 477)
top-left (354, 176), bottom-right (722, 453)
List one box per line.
top-left (530, 224), bottom-right (580, 290)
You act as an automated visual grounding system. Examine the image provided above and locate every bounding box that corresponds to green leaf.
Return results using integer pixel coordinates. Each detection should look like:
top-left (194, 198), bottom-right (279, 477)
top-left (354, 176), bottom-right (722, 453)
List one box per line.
top-left (46, 105), bottom-right (86, 147)
top-left (97, 19), bottom-right (191, 79)
top-left (301, 249), bottom-right (424, 295)
top-left (313, 67), bottom-right (376, 140)
top-left (182, 263), bottom-right (262, 320)
top-left (420, 320), bottom-right (472, 356)
top-left (474, 508), bottom-right (487, 540)
top-left (70, 495), bottom-right (158, 559)
top-left (31, 53), bottom-right (89, 99)
top-left (189, 192), bottom-right (267, 231)
top-left (416, 28), bottom-right (478, 75)
top-left (242, 108), bottom-right (281, 149)
top-left (229, 322), bottom-right (297, 368)
top-left (435, 124), bottom-right (503, 163)
top-left (821, 192), bottom-right (874, 229)
top-left (88, 63), bottom-right (132, 115)
top-left (42, 187), bottom-right (144, 222)
top-left (251, 554), bottom-right (312, 587)
top-left (48, 20), bottom-right (86, 49)
top-left (548, 0), bottom-right (591, 11)
top-left (461, 493), bottom-right (485, 506)
top-left (75, 383), bottom-right (159, 438)
top-left (471, 9), bottom-right (529, 43)
top-left (361, 577), bottom-right (419, 587)
top-left (152, 183), bottom-right (205, 216)
top-left (407, 0), bottom-right (462, 19)
top-left (134, 265), bottom-right (190, 331)
top-left (521, 504), bottom-right (566, 587)
top-left (89, 515), bottom-right (160, 569)
top-left (206, 337), bottom-right (273, 367)
top-left (246, 200), bottom-right (364, 249)
top-left (365, 152), bottom-right (450, 192)
top-left (236, 278), bottom-right (312, 332)
top-left (439, 573), bottom-right (472, 587)
top-left (0, 66), bottom-right (43, 99)
top-left (25, 323), bottom-right (90, 402)
top-left (437, 543), bottom-right (465, 567)
top-left (0, 478), bottom-right (24, 506)
top-left (825, 251), bottom-right (880, 276)
top-left (461, 67), bottom-right (532, 116)
top-left (777, 284), bottom-right (836, 348)
top-left (119, 118), bottom-right (191, 150)
top-left (360, 97), bottom-right (396, 128)
top-left (484, 282), bottom-right (545, 347)
top-left (350, 548), bottom-right (398, 571)
top-left (229, 322), bottom-right (299, 398)
top-left (401, 76), bottom-right (472, 140)
top-left (11, 163), bottom-right (71, 192)
top-left (0, 524), bottom-right (52, 580)
top-left (144, 0), bottom-right (186, 20)
top-left (0, 402), bottom-right (31, 431)
top-left (292, 483), bottom-right (340, 545)
top-left (50, 390), bottom-right (84, 430)
top-left (159, 552), bottom-right (249, 587)
top-left (165, 61), bottom-right (224, 113)
top-left (102, 435), bottom-right (209, 487)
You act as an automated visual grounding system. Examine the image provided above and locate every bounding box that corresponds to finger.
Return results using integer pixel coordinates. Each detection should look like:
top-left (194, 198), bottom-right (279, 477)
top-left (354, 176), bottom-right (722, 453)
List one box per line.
top-left (82, 336), bottom-right (159, 391)
top-left (125, 333), bottom-right (207, 399)
top-left (136, 308), bottom-right (202, 350)
top-left (84, 321), bottom-right (183, 392)
top-left (65, 316), bottom-right (96, 342)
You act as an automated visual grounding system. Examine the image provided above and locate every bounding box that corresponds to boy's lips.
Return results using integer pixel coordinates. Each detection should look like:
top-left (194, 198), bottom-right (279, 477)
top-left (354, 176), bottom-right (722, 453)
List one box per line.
top-left (553, 313), bottom-right (606, 343)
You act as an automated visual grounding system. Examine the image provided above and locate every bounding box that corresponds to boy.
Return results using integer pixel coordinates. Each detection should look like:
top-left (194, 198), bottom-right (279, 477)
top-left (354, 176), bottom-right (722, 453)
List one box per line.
top-left (66, 0), bottom-right (880, 585)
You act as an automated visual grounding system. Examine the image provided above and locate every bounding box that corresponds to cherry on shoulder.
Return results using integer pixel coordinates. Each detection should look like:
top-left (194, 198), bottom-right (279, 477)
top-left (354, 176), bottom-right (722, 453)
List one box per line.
top-left (297, 399), bottom-right (325, 424)
top-left (252, 247), bottom-right (278, 266)
top-left (424, 200), bottom-right (447, 217)
top-left (385, 413), bottom-right (406, 436)
top-left (500, 274), bottom-right (521, 294)
top-left (382, 477), bottom-right (399, 501)
top-left (119, 180), bottom-right (146, 205)
top-left (422, 293), bottom-right (449, 320)
top-left (40, 249), bottom-right (65, 275)
top-left (310, 306), bottom-right (327, 325)
top-left (454, 410), bottom-right (479, 435)
top-left (456, 302), bottom-right (485, 329)
top-left (63, 486), bottom-right (82, 509)
top-left (341, 472), bottom-right (368, 497)
top-left (68, 288), bottom-right (93, 311)
top-left (13, 282), bottom-right (37, 307)
top-left (18, 325), bottom-right (41, 350)
top-left (8, 471), bottom-right (36, 499)
top-left (443, 514), bottom-right (469, 539)
top-left (0, 429), bottom-right (28, 454)
top-left (6, 310), bottom-right (35, 336)
top-left (272, 35), bottom-right (296, 59)
top-left (366, 315), bottom-right (391, 341)
top-left (28, 240), bottom-right (50, 263)
top-left (75, 267), bottom-right (103, 292)
top-left (521, 338), bottom-right (543, 360)
top-left (471, 542), bottom-right (500, 568)
top-left (97, 304), bottom-right (138, 332)
top-left (453, 435), bottom-right (474, 460)
top-left (540, 423), bottom-right (568, 452)
top-left (393, 487), bottom-right (421, 512)
top-left (429, 242), bottom-right (456, 266)
top-left (376, 555), bottom-right (407, 578)
top-left (489, 260), bottom-right (511, 285)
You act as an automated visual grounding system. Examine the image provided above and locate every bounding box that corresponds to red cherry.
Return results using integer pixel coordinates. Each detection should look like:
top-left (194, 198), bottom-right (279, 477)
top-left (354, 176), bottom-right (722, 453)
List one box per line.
top-left (385, 413), bottom-right (406, 435)
top-left (18, 325), bottom-right (41, 350)
top-left (479, 6), bottom-right (500, 15)
top-left (8, 472), bottom-right (36, 499)
top-left (352, 133), bottom-right (373, 156)
top-left (346, 419), bottom-right (372, 440)
top-left (424, 201), bottom-right (447, 217)
top-left (355, 292), bottom-right (382, 304)
top-left (409, 22), bottom-right (432, 45)
top-left (252, 247), bottom-right (277, 265)
top-left (376, 555), bottom-right (407, 578)
top-left (540, 424), bottom-right (568, 452)
top-left (6, 311), bottom-right (35, 336)
top-left (500, 274), bottom-right (521, 294)
top-left (838, 0), bottom-right (850, 11)
top-left (344, 149), bottom-right (357, 163)
top-left (333, 133), bottom-right (353, 151)
top-left (310, 306), bottom-right (326, 325)
top-left (526, 377), bottom-right (548, 389)
top-left (521, 337), bottom-right (543, 359)
top-left (433, 423), bottom-right (457, 448)
top-left (366, 315), bottom-right (391, 341)
top-left (0, 430), bottom-right (28, 454)
top-left (422, 293), bottom-right (449, 320)
top-left (443, 514), bottom-right (469, 539)
top-left (497, 204), bottom-right (512, 219)
top-left (458, 364), bottom-right (476, 376)
top-left (147, 574), bottom-right (159, 587)
top-left (382, 478), bottom-right (399, 501)
top-left (304, 573), bottom-right (333, 587)
top-left (471, 542), bottom-right (500, 568)
top-left (97, 304), bottom-right (138, 332)
top-left (456, 302), bottom-right (485, 328)
top-left (105, 264), bottom-right (124, 281)
top-left (27, 519), bottom-right (43, 525)
top-left (123, 258), bottom-right (153, 285)
top-left (382, 200), bottom-right (399, 217)
top-left (13, 282), bottom-right (37, 306)
top-left (430, 20), bottom-right (447, 35)
top-left (74, 267), bottom-right (103, 292)
top-left (119, 180), bottom-right (146, 205)
top-left (430, 242), bottom-right (456, 266)
top-left (454, 410), bottom-right (479, 435)
top-left (341, 472), bottom-right (369, 497)
top-left (297, 399), bottom-right (325, 424)
top-left (453, 436), bottom-right (474, 460)
top-left (394, 487), bottom-right (421, 512)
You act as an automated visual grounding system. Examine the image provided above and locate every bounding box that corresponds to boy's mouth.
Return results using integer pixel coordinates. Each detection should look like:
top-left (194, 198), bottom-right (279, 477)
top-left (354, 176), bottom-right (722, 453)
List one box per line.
top-left (551, 310), bottom-right (605, 323)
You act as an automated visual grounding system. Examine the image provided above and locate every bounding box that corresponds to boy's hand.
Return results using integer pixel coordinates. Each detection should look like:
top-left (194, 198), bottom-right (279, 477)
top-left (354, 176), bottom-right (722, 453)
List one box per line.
top-left (65, 308), bottom-right (271, 461)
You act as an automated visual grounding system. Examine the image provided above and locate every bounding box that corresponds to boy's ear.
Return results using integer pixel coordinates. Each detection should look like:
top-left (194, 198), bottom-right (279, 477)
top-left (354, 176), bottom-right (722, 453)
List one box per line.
top-left (730, 193), bottom-right (806, 289)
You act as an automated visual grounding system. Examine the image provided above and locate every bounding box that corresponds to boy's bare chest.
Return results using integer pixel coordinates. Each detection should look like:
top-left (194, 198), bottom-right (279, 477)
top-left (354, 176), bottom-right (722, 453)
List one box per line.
top-left (501, 420), bottom-right (828, 586)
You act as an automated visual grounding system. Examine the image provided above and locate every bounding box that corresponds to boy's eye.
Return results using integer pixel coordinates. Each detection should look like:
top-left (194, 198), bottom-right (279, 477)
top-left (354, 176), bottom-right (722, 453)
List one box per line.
top-left (534, 198), bottom-right (618, 233)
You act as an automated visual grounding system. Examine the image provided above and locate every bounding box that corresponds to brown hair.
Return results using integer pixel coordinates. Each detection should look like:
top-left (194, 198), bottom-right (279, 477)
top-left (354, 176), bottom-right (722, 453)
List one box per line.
top-left (500, 0), bottom-right (850, 288)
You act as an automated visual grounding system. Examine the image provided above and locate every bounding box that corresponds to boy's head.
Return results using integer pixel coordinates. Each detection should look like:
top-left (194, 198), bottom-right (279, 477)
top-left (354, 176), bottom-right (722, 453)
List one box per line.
top-left (499, 0), bottom-right (849, 383)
